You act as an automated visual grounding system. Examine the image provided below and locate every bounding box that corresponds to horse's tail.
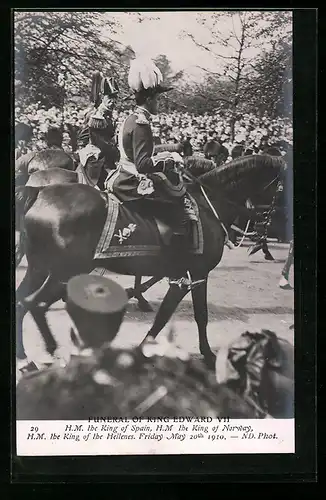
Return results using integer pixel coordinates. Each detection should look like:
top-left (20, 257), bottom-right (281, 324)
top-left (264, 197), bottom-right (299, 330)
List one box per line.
top-left (15, 186), bottom-right (41, 267)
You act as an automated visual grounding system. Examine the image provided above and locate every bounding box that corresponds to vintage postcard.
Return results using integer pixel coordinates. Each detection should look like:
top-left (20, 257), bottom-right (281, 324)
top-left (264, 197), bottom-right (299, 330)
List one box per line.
top-left (15, 9), bottom-right (295, 457)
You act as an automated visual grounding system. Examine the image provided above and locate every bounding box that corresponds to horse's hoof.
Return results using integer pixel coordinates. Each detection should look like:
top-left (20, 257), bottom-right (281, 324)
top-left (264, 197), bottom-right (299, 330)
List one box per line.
top-left (138, 300), bottom-right (153, 312)
top-left (264, 252), bottom-right (275, 261)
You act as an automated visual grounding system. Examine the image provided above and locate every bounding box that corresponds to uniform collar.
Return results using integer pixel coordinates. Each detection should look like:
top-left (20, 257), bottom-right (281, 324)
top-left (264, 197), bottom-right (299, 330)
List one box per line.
top-left (135, 106), bottom-right (152, 121)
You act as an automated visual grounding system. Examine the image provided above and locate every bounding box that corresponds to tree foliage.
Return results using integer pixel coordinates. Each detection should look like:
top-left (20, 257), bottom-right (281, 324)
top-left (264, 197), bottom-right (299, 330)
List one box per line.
top-left (14, 10), bottom-right (292, 148)
top-left (180, 11), bottom-right (292, 138)
top-left (14, 11), bottom-right (128, 110)
top-left (246, 41), bottom-right (292, 118)
top-left (153, 54), bottom-right (184, 112)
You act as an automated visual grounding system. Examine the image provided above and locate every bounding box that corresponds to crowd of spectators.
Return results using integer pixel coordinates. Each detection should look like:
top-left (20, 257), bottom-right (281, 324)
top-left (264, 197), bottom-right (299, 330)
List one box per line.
top-left (15, 103), bottom-right (293, 161)
top-left (114, 109), bottom-right (292, 158)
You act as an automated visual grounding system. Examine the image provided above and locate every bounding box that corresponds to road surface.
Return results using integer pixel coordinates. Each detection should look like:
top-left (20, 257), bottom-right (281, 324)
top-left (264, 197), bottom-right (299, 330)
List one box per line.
top-left (16, 241), bottom-right (294, 367)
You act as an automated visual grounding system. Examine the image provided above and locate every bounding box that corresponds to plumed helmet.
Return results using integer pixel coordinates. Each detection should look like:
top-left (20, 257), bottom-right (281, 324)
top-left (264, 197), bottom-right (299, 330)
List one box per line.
top-left (128, 57), bottom-right (173, 98)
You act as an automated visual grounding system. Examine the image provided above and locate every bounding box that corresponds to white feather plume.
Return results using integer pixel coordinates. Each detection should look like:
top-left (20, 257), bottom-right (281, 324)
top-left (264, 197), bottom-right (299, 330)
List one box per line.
top-left (128, 57), bottom-right (163, 92)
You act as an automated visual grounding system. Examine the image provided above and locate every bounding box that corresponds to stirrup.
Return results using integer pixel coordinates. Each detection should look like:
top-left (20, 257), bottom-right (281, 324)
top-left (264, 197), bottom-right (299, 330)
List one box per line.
top-left (169, 277), bottom-right (206, 290)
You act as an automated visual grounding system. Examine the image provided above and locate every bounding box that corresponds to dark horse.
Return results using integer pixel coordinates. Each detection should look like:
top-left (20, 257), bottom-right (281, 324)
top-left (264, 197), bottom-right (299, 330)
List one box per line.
top-left (15, 154), bottom-right (215, 312)
top-left (15, 145), bottom-right (116, 266)
top-left (15, 148), bottom-right (76, 264)
top-left (16, 155), bottom-right (286, 372)
top-left (15, 143), bottom-right (190, 311)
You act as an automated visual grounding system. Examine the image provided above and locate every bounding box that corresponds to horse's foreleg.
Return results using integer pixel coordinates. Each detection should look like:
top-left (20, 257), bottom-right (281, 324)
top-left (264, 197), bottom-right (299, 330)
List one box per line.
top-left (262, 240), bottom-right (274, 261)
top-left (133, 275), bottom-right (153, 312)
top-left (16, 301), bottom-right (28, 361)
top-left (142, 280), bottom-right (190, 342)
top-left (24, 275), bottom-right (65, 357)
top-left (126, 276), bottom-right (162, 312)
top-left (135, 276), bottom-right (163, 312)
top-left (138, 276), bottom-right (162, 294)
top-left (16, 267), bottom-right (47, 373)
top-left (191, 275), bottom-right (215, 370)
top-left (125, 275), bottom-right (141, 299)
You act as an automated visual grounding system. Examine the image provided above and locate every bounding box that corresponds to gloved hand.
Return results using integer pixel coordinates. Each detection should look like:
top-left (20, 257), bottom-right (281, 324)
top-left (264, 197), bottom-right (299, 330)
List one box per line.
top-left (98, 95), bottom-right (112, 114)
top-left (153, 151), bottom-right (174, 161)
top-left (170, 152), bottom-right (184, 164)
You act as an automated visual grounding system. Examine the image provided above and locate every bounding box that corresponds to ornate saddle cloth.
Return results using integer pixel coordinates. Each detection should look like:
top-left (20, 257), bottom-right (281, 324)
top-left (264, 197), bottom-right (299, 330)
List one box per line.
top-left (94, 193), bottom-right (204, 259)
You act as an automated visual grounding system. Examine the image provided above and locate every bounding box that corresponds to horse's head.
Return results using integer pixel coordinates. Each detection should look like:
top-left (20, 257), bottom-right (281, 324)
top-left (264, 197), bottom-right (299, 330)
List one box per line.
top-left (197, 154), bottom-right (287, 224)
top-left (183, 156), bottom-right (215, 177)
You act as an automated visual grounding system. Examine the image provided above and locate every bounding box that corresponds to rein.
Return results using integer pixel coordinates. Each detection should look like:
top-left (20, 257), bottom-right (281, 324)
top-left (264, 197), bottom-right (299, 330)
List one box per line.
top-left (263, 175), bottom-right (279, 191)
top-left (182, 164), bottom-right (281, 248)
top-left (183, 166), bottom-right (255, 229)
top-left (198, 184), bottom-right (230, 244)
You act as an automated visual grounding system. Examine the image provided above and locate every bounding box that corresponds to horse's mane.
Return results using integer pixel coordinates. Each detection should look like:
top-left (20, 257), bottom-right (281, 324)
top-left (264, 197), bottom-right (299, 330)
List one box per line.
top-left (264, 147), bottom-right (282, 157)
top-left (199, 154), bottom-right (286, 193)
top-left (29, 148), bottom-right (74, 170)
top-left (184, 156), bottom-right (215, 177)
top-left (154, 143), bottom-right (184, 154)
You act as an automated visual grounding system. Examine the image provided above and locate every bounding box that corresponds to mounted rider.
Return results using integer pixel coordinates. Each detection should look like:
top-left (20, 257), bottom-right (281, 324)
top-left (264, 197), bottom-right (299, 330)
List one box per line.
top-left (15, 125), bottom-right (75, 188)
top-left (76, 73), bottom-right (120, 190)
top-left (106, 57), bottom-right (197, 255)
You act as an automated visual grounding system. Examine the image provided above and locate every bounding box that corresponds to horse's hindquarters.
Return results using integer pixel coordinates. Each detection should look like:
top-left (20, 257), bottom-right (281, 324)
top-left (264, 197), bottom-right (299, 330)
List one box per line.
top-left (24, 184), bottom-right (107, 280)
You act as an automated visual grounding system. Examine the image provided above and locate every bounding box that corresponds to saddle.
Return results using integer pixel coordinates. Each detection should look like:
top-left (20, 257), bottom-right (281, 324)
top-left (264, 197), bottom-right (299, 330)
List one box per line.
top-left (105, 161), bottom-right (194, 245)
top-left (147, 170), bottom-right (189, 244)
top-left (148, 171), bottom-right (186, 199)
top-left (94, 191), bottom-right (204, 260)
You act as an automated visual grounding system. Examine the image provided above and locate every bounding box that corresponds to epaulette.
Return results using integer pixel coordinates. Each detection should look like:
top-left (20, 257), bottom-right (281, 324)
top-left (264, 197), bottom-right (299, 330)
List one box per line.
top-left (135, 110), bottom-right (150, 125)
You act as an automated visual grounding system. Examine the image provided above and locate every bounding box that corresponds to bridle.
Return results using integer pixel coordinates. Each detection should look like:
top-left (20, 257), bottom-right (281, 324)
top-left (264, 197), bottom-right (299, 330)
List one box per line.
top-left (181, 163), bottom-right (282, 247)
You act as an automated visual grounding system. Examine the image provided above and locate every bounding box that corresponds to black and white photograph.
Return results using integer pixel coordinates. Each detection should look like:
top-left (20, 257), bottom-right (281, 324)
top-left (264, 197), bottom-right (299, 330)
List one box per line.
top-left (14, 10), bottom-right (295, 455)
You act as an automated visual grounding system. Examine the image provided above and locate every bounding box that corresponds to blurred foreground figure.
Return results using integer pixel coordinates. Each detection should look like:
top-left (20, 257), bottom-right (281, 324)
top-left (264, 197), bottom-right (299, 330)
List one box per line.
top-left (16, 275), bottom-right (293, 420)
top-left (215, 330), bottom-right (294, 418)
top-left (16, 275), bottom-right (254, 420)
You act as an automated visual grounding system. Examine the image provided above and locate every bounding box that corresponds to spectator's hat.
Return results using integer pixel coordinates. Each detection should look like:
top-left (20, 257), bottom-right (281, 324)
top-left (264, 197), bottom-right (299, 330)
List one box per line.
top-left (66, 274), bottom-right (128, 349)
top-left (45, 126), bottom-right (63, 147)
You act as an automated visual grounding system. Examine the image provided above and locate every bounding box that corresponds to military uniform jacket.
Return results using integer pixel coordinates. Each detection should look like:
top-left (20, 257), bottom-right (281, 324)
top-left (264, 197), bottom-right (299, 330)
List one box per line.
top-left (106, 107), bottom-right (157, 202)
